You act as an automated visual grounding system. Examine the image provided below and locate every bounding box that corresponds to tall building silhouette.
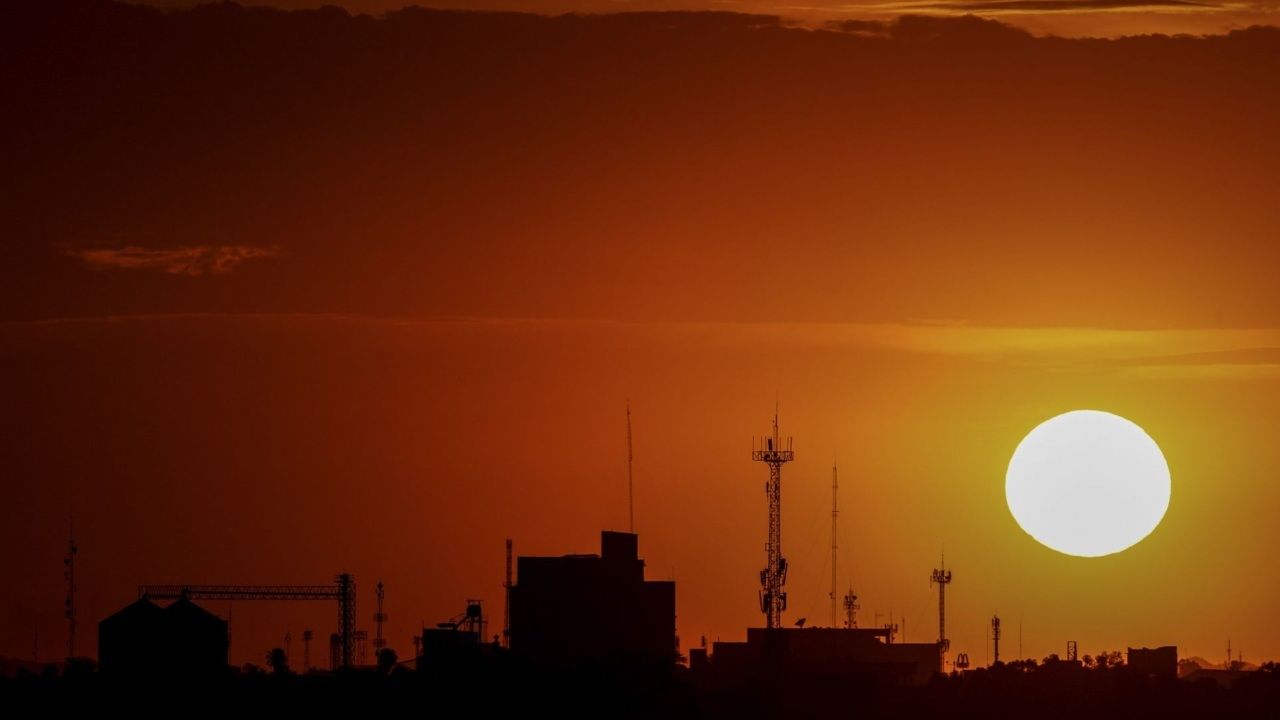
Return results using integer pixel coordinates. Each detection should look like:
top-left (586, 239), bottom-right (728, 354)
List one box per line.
top-left (509, 531), bottom-right (675, 666)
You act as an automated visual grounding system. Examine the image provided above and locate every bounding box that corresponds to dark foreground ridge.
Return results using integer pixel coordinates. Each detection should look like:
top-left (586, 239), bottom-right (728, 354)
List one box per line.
top-left (5, 654), bottom-right (1280, 718)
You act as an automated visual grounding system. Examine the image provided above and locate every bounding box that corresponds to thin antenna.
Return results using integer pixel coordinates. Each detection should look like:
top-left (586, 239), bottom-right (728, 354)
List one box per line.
top-left (64, 523), bottom-right (78, 660)
top-left (626, 402), bottom-right (634, 534)
top-left (830, 460), bottom-right (838, 628)
top-left (503, 538), bottom-right (513, 648)
top-left (991, 614), bottom-right (1001, 665)
top-left (373, 581), bottom-right (387, 654)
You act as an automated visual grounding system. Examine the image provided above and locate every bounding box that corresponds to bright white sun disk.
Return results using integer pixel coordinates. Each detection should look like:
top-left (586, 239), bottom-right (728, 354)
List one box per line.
top-left (1005, 410), bottom-right (1170, 558)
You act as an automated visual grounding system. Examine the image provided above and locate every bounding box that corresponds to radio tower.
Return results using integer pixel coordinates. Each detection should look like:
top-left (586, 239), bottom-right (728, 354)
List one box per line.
top-left (829, 461), bottom-right (838, 627)
top-left (503, 538), bottom-right (513, 648)
top-left (751, 408), bottom-right (794, 630)
top-left (991, 614), bottom-right (1001, 665)
top-left (373, 581), bottom-right (387, 655)
top-left (931, 556), bottom-right (953, 666)
top-left (303, 630), bottom-right (313, 672)
top-left (64, 528), bottom-right (78, 659)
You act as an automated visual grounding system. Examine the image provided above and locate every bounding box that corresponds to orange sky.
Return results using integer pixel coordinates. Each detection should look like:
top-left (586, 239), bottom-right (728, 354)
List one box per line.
top-left (3, 1), bottom-right (1280, 668)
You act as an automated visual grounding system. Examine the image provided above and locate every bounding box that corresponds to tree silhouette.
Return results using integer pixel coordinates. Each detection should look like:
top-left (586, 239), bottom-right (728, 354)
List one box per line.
top-left (266, 647), bottom-right (289, 676)
top-left (377, 648), bottom-right (398, 674)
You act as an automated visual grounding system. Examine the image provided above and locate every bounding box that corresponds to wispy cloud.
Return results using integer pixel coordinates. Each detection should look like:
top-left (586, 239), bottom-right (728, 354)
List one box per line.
top-left (67, 245), bottom-right (279, 276)
top-left (4, 313), bottom-right (1278, 380)
top-left (898, 0), bottom-right (1218, 11)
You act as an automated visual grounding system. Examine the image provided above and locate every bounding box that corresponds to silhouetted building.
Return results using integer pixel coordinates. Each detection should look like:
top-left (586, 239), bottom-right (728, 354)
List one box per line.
top-left (699, 627), bottom-right (942, 688)
top-left (508, 531), bottom-right (675, 666)
top-left (1128, 646), bottom-right (1177, 677)
top-left (417, 628), bottom-right (482, 670)
top-left (98, 595), bottom-right (229, 677)
top-left (98, 597), bottom-right (165, 675)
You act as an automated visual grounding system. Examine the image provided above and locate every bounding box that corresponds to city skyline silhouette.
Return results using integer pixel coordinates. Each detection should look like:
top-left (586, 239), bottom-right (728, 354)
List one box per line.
top-left (3, 4), bottom-right (1280, 709)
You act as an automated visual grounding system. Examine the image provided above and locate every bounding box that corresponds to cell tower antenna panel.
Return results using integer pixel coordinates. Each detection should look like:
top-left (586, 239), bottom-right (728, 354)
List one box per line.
top-left (843, 587), bottom-right (860, 628)
top-left (139, 575), bottom-right (358, 670)
top-left (751, 408), bottom-right (794, 630)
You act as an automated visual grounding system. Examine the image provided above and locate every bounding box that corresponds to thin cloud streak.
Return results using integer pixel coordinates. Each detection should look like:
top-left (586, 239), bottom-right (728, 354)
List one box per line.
top-left (3, 313), bottom-right (1279, 378)
top-left (859, 0), bottom-right (1218, 13)
top-left (67, 245), bottom-right (280, 276)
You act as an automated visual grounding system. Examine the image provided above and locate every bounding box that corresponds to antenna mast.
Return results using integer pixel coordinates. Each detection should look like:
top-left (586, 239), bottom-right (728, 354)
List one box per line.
top-left (627, 403), bottom-right (634, 534)
top-left (751, 407), bottom-right (794, 630)
top-left (991, 614), bottom-right (1001, 665)
top-left (503, 538), bottom-right (513, 648)
top-left (830, 461), bottom-right (838, 627)
top-left (373, 580), bottom-right (387, 655)
top-left (64, 527), bottom-right (78, 659)
top-left (931, 555), bottom-right (953, 669)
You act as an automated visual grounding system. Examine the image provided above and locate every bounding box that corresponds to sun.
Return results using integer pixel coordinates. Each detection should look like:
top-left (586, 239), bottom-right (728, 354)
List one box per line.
top-left (1005, 410), bottom-right (1171, 558)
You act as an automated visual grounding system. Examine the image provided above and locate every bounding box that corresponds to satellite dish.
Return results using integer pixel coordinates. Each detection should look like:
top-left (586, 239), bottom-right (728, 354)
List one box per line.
top-left (794, 618), bottom-right (806, 628)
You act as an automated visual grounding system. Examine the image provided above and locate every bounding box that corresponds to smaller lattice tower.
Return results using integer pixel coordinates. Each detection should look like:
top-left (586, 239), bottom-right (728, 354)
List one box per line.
top-left (991, 615), bottom-right (1001, 665)
top-left (373, 581), bottom-right (387, 654)
top-left (843, 587), bottom-right (860, 628)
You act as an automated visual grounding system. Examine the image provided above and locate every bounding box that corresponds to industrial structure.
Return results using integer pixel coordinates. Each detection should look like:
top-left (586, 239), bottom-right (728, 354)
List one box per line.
top-left (417, 599), bottom-right (494, 672)
top-left (132, 574), bottom-right (358, 670)
top-left (508, 530), bottom-right (676, 666)
top-left (752, 411), bottom-right (794, 629)
top-left (99, 596), bottom-right (229, 676)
